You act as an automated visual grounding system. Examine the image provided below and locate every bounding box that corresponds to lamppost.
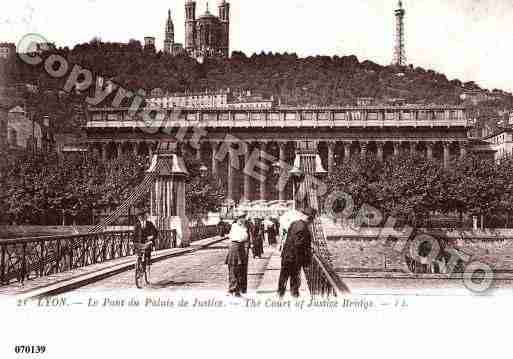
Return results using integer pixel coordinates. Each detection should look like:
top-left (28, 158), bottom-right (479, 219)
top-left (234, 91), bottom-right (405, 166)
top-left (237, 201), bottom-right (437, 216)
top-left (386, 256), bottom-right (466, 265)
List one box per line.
top-left (289, 166), bottom-right (304, 210)
top-left (199, 164), bottom-right (208, 178)
top-left (313, 156), bottom-right (328, 214)
top-left (272, 161), bottom-right (281, 177)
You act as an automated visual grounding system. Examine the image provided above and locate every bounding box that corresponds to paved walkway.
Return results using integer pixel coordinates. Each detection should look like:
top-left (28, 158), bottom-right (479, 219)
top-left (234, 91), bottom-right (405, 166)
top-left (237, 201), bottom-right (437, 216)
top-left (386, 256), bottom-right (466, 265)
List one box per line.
top-left (74, 240), bottom-right (274, 294)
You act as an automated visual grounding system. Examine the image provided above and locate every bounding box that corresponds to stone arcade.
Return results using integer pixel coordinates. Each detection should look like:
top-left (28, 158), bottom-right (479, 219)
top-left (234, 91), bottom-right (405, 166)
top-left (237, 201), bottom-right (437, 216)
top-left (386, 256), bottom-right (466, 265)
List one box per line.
top-left (85, 105), bottom-right (471, 204)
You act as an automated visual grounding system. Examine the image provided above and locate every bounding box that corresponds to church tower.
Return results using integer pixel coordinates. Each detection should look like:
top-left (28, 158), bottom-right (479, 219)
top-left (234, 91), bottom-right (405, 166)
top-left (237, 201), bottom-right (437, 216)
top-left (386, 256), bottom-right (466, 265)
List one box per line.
top-left (164, 9), bottom-right (174, 54)
top-left (393, 0), bottom-right (406, 66)
top-left (185, 0), bottom-right (197, 54)
top-left (218, 0), bottom-right (230, 57)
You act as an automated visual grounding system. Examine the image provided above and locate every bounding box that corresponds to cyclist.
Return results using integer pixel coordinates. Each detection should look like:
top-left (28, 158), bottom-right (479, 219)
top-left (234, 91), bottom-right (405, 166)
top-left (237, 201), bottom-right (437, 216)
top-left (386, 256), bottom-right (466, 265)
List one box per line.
top-left (133, 209), bottom-right (158, 266)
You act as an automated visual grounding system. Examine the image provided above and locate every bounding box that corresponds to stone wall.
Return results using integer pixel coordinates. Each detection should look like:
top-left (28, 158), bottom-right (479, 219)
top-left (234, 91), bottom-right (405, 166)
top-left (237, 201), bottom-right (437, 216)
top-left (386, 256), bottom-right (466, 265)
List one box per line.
top-left (327, 237), bottom-right (407, 272)
top-left (323, 218), bottom-right (513, 272)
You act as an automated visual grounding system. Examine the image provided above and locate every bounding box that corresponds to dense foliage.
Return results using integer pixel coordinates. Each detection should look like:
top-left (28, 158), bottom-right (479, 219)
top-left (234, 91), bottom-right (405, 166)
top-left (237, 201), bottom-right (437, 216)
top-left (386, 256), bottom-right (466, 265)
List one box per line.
top-left (325, 155), bottom-right (513, 228)
top-left (0, 150), bottom-right (225, 225)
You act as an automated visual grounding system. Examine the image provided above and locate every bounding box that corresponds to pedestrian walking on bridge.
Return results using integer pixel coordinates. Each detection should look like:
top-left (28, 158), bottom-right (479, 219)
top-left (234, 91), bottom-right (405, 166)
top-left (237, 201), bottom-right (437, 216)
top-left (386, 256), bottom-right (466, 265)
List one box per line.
top-left (225, 212), bottom-right (250, 297)
top-left (263, 216), bottom-right (277, 247)
top-left (249, 218), bottom-right (263, 258)
top-left (278, 207), bottom-right (316, 298)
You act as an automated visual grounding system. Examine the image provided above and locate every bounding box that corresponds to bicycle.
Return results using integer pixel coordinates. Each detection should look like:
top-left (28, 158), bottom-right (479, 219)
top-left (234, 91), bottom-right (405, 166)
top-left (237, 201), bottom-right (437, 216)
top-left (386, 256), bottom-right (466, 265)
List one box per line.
top-left (134, 241), bottom-right (153, 289)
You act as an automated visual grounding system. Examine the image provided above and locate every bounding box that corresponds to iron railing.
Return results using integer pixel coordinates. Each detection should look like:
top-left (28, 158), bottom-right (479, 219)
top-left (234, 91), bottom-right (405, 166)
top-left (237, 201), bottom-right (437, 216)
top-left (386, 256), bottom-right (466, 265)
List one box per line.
top-left (190, 225), bottom-right (220, 242)
top-left (304, 253), bottom-right (350, 297)
top-left (0, 229), bottom-right (177, 286)
top-left (155, 229), bottom-right (178, 250)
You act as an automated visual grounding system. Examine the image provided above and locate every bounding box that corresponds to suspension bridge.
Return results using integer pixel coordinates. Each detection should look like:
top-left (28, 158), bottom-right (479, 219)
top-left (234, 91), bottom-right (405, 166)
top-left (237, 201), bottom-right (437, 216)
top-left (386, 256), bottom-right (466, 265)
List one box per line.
top-left (0, 141), bottom-right (348, 299)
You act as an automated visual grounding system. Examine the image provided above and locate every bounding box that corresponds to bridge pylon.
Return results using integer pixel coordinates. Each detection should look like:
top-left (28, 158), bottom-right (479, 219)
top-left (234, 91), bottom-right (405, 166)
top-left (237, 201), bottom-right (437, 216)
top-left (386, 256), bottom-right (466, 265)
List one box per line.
top-left (147, 141), bottom-right (191, 247)
top-left (291, 141), bottom-right (327, 210)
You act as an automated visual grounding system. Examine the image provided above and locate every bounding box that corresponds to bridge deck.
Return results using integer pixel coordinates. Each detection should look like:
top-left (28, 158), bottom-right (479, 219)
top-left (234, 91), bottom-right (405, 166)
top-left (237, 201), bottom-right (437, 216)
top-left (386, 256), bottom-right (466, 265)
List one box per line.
top-left (1, 237), bottom-right (281, 298)
top-left (74, 239), bottom-right (274, 294)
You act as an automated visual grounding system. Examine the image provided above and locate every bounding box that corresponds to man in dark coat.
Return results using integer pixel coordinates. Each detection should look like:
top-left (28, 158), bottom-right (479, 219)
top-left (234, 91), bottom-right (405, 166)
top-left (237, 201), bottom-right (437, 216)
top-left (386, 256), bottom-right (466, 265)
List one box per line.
top-left (133, 209), bottom-right (158, 264)
top-left (250, 218), bottom-right (264, 258)
top-left (277, 207), bottom-right (317, 298)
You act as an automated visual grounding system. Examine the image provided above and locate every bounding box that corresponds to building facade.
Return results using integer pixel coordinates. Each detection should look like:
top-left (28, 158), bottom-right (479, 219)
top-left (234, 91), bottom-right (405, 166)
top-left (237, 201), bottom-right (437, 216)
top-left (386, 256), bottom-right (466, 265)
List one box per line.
top-left (85, 105), bottom-right (474, 203)
top-left (144, 37), bottom-right (156, 52)
top-left (7, 106), bottom-right (44, 150)
top-left (483, 128), bottom-right (513, 161)
top-left (54, 133), bottom-right (88, 157)
top-left (184, 0), bottom-right (230, 61)
top-left (0, 43), bottom-right (16, 59)
top-left (147, 89), bottom-right (275, 109)
top-left (460, 90), bottom-right (496, 105)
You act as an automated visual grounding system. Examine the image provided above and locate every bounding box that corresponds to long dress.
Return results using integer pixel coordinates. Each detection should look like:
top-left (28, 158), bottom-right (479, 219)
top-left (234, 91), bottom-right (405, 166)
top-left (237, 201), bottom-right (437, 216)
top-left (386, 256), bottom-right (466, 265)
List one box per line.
top-left (264, 219), bottom-right (277, 246)
top-left (225, 222), bottom-right (250, 295)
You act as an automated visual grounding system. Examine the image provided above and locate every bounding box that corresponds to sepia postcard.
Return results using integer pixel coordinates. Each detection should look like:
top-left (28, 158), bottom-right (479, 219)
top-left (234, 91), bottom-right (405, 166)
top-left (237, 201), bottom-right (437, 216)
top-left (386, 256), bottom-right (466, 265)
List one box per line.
top-left (1, 0), bottom-right (512, 357)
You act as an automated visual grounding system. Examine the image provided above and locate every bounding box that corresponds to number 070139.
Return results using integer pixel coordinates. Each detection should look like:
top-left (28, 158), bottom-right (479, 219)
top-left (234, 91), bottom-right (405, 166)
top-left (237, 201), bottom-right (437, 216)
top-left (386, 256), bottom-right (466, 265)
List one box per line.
top-left (14, 345), bottom-right (46, 354)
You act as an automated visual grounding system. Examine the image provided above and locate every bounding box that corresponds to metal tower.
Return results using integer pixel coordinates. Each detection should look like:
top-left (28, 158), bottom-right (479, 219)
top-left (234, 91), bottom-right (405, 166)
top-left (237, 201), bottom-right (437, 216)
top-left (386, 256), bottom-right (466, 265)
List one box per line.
top-left (393, 0), bottom-right (406, 66)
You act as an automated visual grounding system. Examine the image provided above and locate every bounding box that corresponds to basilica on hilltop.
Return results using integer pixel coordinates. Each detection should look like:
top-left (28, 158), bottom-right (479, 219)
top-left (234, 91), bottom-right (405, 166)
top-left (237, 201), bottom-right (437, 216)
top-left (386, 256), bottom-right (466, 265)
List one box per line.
top-left (163, 1), bottom-right (230, 62)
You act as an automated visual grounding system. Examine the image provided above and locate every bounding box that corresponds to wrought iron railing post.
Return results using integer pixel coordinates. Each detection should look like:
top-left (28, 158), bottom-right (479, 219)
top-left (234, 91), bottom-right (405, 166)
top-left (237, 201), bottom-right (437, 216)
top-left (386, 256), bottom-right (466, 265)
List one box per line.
top-left (102, 238), bottom-right (107, 261)
top-left (68, 240), bottom-right (73, 270)
top-left (39, 239), bottom-right (44, 277)
top-left (119, 232), bottom-right (123, 257)
top-left (22, 242), bottom-right (27, 283)
top-left (56, 238), bottom-right (61, 272)
top-left (1, 244), bottom-right (5, 285)
top-left (110, 235), bottom-right (115, 260)
top-left (158, 231), bottom-right (164, 250)
top-left (82, 236), bottom-right (86, 267)
top-left (92, 236), bottom-right (97, 264)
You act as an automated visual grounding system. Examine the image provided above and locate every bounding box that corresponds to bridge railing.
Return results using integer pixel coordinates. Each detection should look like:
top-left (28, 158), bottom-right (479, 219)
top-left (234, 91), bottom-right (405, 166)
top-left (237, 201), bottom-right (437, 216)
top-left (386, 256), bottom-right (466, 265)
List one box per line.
top-left (301, 218), bottom-right (350, 297)
top-left (190, 225), bottom-right (220, 242)
top-left (155, 229), bottom-right (178, 250)
top-left (304, 253), bottom-right (349, 297)
top-left (0, 229), bottom-right (177, 286)
top-left (299, 148), bottom-right (350, 297)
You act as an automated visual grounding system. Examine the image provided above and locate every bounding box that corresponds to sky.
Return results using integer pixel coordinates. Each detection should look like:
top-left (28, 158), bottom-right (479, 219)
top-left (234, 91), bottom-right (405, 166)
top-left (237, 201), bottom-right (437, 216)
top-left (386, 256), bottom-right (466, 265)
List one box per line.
top-left (1, 0), bottom-right (512, 92)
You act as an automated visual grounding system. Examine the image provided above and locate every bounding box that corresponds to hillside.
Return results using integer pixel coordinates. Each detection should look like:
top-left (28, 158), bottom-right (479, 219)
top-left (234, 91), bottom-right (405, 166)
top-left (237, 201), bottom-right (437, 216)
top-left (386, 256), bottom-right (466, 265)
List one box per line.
top-left (1, 40), bottom-right (512, 133)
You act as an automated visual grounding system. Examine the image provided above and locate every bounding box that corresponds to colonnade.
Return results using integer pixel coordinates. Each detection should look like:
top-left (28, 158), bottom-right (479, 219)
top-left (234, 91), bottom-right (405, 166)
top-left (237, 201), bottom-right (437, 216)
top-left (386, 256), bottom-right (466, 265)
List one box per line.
top-left (88, 138), bottom-right (469, 203)
top-left (88, 141), bottom-right (159, 161)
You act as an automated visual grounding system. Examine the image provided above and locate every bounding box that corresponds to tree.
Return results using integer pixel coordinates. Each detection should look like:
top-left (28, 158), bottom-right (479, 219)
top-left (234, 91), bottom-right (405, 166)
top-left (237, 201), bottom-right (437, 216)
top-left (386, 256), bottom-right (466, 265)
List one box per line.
top-left (183, 158), bottom-right (226, 222)
top-left (325, 153), bottom-right (510, 229)
top-left (0, 150), bottom-right (227, 226)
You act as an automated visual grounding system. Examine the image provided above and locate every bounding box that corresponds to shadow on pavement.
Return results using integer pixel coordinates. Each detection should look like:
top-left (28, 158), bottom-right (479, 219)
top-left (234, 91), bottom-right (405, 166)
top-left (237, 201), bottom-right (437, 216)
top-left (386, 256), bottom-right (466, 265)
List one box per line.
top-left (152, 280), bottom-right (205, 288)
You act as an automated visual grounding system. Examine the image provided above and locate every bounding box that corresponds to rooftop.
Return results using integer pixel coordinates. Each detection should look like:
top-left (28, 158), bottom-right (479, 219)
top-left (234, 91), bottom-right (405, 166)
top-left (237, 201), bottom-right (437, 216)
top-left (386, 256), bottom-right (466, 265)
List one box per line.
top-left (482, 126), bottom-right (513, 140)
top-left (88, 104), bottom-right (466, 112)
